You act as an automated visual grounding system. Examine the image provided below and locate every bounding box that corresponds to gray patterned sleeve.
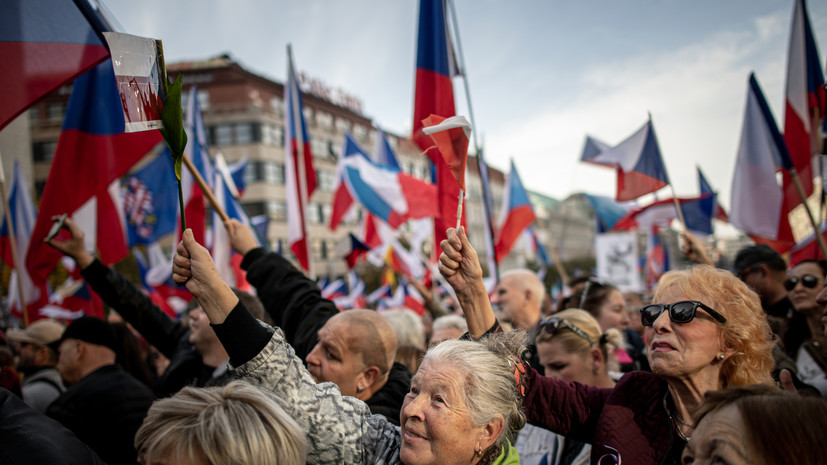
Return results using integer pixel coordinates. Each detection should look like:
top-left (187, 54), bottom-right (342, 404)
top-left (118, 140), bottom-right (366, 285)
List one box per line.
top-left (230, 327), bottom-right (403, 465)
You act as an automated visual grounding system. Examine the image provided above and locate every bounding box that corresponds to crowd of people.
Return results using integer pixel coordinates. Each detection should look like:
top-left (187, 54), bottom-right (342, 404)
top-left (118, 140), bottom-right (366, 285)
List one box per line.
top-left (0, 217), bottom-right (826, 465)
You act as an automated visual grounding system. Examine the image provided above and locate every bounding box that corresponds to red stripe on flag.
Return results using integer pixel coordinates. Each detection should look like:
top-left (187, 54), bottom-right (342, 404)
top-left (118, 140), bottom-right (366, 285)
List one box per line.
top-left (495, 205), bottom-right (536, 261)
top-left (616, 169), bottom-right (668, 202)
top-left (412, 69), bottom-right (456, 152)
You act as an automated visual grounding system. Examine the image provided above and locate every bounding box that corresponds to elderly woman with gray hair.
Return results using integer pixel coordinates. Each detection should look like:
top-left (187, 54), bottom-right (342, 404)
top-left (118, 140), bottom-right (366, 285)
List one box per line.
top-left (440, 227), bottom-right (776, 465)
top-left (171, 230), bottom-right (525, 465)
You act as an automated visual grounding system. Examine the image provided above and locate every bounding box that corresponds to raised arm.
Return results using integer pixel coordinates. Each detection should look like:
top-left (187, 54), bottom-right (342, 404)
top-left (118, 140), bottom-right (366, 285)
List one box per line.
top-left (47, 217), bottom-right (187, 358)
top-left (225, 219), bottom-right (336, 360)
top-left (438, 227), bottom-right (496, 338)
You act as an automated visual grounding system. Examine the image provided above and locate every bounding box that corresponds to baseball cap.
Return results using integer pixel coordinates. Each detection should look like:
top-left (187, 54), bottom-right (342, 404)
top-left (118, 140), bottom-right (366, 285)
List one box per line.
top-left (52, 317), bottom-right (119, 353)
top-left (7, 319), bottom-right (65, 347)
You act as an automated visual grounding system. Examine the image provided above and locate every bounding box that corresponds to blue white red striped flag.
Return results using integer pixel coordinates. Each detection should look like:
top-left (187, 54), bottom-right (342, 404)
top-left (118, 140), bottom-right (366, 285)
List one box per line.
top-left (495, 160), bottom-right (536, 261)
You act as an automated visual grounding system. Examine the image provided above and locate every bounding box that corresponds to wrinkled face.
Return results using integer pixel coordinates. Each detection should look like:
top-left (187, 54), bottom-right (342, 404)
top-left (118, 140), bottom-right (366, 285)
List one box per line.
top-left (596, 289), bottom-right (629, 332)
top-left (305, 316), bottom-right (364, 396)
top-left (400, 360), bottom-right (485, 465)
top-left (681, 404), bottom-right (750, 465)
top-left (787, 262), bottom-right (824, 313)
top-left (429, 327), bottom-right (465, 348)
top-left (644, 288), bottom-right (726, 386)
top-left (536, 338), bottom-right (594, 386)
top-left (55, 339), bottom-right (83, 386)
top-left (491, 276), bottom-right (527, 328)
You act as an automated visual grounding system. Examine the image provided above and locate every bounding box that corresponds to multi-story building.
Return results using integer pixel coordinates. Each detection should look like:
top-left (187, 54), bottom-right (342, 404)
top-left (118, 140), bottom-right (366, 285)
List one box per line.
top-left (1, 54), bottom-right (598, 282)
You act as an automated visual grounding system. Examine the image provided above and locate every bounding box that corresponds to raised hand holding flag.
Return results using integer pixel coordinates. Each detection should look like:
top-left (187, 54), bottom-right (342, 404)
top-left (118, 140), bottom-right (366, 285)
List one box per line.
top-left (422, 114), bottom-right (471, 228)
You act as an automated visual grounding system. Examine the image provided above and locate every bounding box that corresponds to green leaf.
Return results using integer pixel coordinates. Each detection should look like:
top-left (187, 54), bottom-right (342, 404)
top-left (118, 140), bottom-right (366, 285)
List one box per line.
top-left (160, 73), bottom-right (188, 180)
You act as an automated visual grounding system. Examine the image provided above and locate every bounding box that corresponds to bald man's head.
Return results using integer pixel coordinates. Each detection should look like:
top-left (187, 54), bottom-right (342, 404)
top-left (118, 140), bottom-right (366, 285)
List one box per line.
top-left (305, 310), bottom-right (398, 400)
top-left (491, 269), bottom-right (545, 330)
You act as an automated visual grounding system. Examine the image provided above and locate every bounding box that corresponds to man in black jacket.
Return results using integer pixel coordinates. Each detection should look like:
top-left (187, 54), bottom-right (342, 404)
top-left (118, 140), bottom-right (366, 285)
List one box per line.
top-left (47, 317), bottom-right (154, 465)
top-left (226, 219), bottom-right (411, 425)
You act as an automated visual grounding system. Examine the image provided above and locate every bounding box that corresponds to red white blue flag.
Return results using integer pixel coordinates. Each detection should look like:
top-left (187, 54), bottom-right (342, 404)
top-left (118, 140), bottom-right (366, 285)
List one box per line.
top-left (0, 0), bottom-right (110, 130)
top-left (495, 160), bottom-right (536, 261)
top-left (581, 119), bottom-right (671, 201)
top-left (284, 46), bottom-right (317, 273)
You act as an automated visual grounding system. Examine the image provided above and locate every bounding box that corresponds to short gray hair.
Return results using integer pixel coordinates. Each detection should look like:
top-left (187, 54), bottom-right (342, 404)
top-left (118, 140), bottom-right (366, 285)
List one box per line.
top-left (382, 308), bottom-right (426, 350)
top-left (135, 381), bottom-right (306, 465)
top-left (432, 314), bottom-right (468, 334)
top-left (422, 331), bottom-right (527, 460)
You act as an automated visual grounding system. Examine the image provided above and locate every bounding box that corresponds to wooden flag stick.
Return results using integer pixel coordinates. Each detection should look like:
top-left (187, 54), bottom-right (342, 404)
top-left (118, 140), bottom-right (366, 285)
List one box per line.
top-left (182, 154), bottom-right (230, 225)
top-left (0, 155), bottom-right (28, 326)
top-left (789, 166), bottom-right (827, 259)
top-left (668, 184), bottom-right (688, 232)
top-left (546, 242), bottom-right (570, 284)
top-left (456, 188), bottom-right (464, 230)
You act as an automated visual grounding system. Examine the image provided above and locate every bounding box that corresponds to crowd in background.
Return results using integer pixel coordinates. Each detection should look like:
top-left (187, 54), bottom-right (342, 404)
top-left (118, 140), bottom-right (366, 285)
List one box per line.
top-left (0, 219), bottom-right (826, 465)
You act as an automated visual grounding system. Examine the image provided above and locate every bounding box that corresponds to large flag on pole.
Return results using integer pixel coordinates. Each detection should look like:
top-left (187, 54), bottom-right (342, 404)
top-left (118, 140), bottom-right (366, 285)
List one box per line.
top-left (0, 0), bottom-right (110, 130)
top-left (730, 73), bottom-right (795, 251)
top-left (477, 149), bottom-right (499, 279)
top-left (26, 59), bottom-right (162, 283)
top-left (495, 160), bottom-right (536, 261)
top-left (284, 45), bottom-right (317, 273)
top-left (412, 0), bottom-right (464, 255)
top-left (781, 0), bottom-right (825, 214)
top-left (581, 119), bottom-right (671, 201)
top-left (0, 160), bottom-right (44, 318)
top-left (181, 85), bottom-right (214, 244)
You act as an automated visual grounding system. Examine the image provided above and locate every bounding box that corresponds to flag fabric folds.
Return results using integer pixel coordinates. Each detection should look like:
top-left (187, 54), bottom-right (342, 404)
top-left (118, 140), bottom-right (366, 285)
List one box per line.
top-left (495, 160), bottom-right (536, 261)
top-left (781, 0), bottom-right (825, 214)
top-left (0, 0), bottom-right (110, 130)
top-left (524, 227), bottom-right (550, 267)
top-left (421, 114), bottom-right (471, 191)
top-left (613, 195), bottom-right (715, 236)
top-left (181, 85), bottom-right (214, 244)
top-left (412, 0), bottom-right (464, 259)
top-left (645, 225), bottom-right (669, 290)
top-left (583, 194), bottom-right (632, 233)
top-left (0, 160), bottom-right (44, 318)
top-left (26, 59), bottom-right (162, 283)
top-left (730, 73), bottom-right (796, 251)
top-left (477, 150), bottom-right (499, 279)
top-left (581, 120), bottom-right (671, 201)
top-left (122, 151), bottom-right (179, 245)
top-left (333, 134), bottom-right (437, 229)
top-left (335, 233), bottom-right (370, 269)
top-left (284, 46), bottom-right (317, 272)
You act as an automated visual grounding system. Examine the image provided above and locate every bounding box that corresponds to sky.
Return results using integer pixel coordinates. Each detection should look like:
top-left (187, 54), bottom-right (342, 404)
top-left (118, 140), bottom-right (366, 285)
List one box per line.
top-left (101, 0), bottom-right (827, 210)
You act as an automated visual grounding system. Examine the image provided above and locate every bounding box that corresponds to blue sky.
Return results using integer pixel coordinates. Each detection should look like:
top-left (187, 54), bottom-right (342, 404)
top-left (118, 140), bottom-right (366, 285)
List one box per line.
top-left (101, 0), bottom-right (827, 209)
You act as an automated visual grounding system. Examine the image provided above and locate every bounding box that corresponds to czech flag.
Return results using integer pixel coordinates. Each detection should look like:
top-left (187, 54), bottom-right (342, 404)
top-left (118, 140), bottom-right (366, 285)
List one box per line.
top-left (495, 160), bottom-right (536, 261)
top-left (0, 0), bottom-right (110, 130)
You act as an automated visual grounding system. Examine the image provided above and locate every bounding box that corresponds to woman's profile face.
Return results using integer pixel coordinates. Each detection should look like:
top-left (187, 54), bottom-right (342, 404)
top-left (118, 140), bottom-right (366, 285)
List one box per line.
top-left (596, 289), bottom-right (629, 332)
top-left (536, 338), bottom-right (594, 386)
top-left (681, 404), bottom-right (751, 465)
top-left (399, 360), bottom-right (489, 465)
top-left (644, 287), bottom-right (726, 385)
top-left (787, 262), bottom-right (824, 314)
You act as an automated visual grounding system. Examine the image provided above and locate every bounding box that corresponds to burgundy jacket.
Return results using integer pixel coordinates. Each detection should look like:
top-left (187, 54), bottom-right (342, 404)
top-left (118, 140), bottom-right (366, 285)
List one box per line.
top-left (524, 369), bottom-right (684, 465)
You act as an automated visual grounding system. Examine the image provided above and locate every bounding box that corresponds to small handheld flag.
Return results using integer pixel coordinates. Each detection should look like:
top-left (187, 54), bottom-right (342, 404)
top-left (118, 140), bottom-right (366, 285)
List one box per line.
top-left (422, 114), bottom-right (471, 228)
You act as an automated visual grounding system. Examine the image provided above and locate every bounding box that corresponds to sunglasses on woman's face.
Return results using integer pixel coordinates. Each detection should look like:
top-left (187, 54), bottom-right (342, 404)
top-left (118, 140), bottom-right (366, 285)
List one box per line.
top-left (639, 300), bottom-right (726, 327)
top-left (784, 274), bottom-right (821, 291)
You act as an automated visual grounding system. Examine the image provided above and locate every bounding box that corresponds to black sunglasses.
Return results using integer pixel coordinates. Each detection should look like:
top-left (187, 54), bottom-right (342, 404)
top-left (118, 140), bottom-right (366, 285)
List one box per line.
top-left (639, 300), bottom-right (727, 327)
top-left (784, 274), bottom-right (821, 291)
top-left (536, 317), bottom-right (594, 346)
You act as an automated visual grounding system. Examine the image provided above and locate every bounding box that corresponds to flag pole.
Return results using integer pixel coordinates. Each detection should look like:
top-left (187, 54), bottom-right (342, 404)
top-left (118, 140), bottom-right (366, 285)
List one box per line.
top-left (182, 154), bottom-right (229, 224)
top-left (789, 166), bottom-right (827, 258)
top-left (668, 184), bottom-right (688, 231)
top-left (456, 189), bottom-right (463, 229)
top-left (447, 0), bottom-right (499, 280)
top-left (0, 155), bottom-right (29, 326)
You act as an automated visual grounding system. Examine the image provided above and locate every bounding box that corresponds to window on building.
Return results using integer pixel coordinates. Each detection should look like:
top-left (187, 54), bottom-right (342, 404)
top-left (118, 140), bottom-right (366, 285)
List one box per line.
top-left (312, 238), bottom-right (324, 259)
top-left (262, 124), bottom-right (283, 146)
top-left (215, 125), bottom-right (233, 146)
top-left (335, 117), bottom-right (351, 134)
top-left (303, 107), bottom-right (314, 125)
top-left (321, 204), bottom-right (332, 224)
top-left (271, 97), bottom-right (284, 116)
top-left (307, 203), bottom-right (322, 224)
top-left (328, 139), bottom-right (340, 158)
top-left (353, 123), bottom-right (368, 141)
top-left (271, 201), bottom-right (287, 222)
top-left (311, 138), bottom-right (327, 159)
top-left (235, 123), bottom-right (254, 144)
top-left (317, 111), bottom-right (333, 130)
top-left (46, 103), bottom-right (66, 124)
top-left (242, 201), bottom-right (267, 217)
top-left (318, 170), bottom-right (338, 192)
top-left (32, 141), bottom-right (57, 163)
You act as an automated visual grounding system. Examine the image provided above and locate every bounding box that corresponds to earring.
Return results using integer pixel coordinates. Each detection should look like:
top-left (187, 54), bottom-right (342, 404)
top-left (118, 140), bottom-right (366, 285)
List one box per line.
top-left (717, 354), bottom-right (725, 361)
top-left (593, 369), bottom-right (599, 375)
top-left (475, 448), bottom-right (483, 458)
top-left (356, 385), bottom-right (364, 393)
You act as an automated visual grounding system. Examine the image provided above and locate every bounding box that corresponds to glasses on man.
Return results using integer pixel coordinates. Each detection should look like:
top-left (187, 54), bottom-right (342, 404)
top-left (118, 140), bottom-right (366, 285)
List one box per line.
top-left (783, 274), bottom-right (821, 291)
top-left (536, 317), bottom-right (594, 346)
top-left (639, 300), bottom-right (726, 327)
